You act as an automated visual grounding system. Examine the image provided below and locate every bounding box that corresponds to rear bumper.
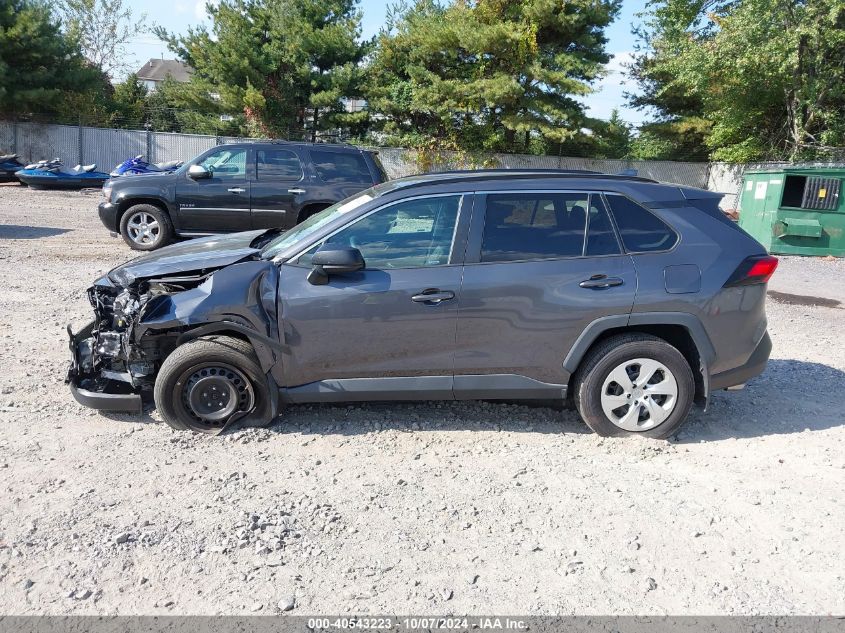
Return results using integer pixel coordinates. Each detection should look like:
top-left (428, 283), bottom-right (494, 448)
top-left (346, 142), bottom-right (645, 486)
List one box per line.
top-left (709, 331), bottom-right (772, 391)
top-left (66, 322), bottom-right (143, 413)
top-left (98, 202), bottom-right (120, 232)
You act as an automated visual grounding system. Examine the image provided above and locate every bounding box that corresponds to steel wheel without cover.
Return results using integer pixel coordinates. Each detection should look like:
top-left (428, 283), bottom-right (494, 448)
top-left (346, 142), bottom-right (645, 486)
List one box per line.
top-left (126, 211), bottom-right (161, 245)
top-left (600, 357), bottom-right (679, 431)
top-left (178, 362), bottom-right (255, 431)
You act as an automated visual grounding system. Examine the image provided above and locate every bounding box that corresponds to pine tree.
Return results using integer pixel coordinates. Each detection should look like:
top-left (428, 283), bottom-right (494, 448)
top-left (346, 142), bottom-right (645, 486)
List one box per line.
top-left (0, 0), bottom-right (102, 117)
top-left (365, 0), bottom-right (621, 153)
top-left (156, 0), bottom-right (369, 139)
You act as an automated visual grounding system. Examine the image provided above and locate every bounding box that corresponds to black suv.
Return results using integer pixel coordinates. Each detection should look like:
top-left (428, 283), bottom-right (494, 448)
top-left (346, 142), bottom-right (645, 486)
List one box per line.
top-left (98, 141), bottom-right (386, 250)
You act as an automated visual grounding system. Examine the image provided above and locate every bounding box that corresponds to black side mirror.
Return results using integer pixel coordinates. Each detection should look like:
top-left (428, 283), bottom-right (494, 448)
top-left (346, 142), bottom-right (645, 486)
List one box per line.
top-left (307, 247), bottom-right (365, 285)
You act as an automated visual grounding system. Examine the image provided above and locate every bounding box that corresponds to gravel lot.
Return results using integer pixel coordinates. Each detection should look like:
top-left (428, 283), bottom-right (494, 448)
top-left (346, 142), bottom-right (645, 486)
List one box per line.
top-left (0, 183), bottom-right (843, 616)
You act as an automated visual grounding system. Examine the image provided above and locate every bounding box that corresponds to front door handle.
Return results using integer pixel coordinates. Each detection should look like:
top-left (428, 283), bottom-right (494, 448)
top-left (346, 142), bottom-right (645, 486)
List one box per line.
top-left (288, 188), bottom-right (306, 194)
top-left (227, 187), bottom-right (246, 194)
top-left (411, 289), bottom-right (455, 304)
top-left (579, 275), bottom-right (624, 289)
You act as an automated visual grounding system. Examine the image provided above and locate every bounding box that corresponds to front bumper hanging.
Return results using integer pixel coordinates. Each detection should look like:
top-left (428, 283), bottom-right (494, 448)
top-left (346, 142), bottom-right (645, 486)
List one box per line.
top-left (66, 322), bottom-right (143, 414)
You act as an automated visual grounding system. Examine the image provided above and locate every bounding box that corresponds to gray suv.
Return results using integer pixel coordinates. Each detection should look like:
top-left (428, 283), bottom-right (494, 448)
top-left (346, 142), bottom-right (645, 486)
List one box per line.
top-left (68, 170), bottom-right (777, 438)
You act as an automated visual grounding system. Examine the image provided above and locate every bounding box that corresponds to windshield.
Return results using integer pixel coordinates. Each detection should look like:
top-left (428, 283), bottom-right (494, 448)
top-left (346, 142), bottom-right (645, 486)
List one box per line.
top-left (260, 190), bottom-right (376, 259)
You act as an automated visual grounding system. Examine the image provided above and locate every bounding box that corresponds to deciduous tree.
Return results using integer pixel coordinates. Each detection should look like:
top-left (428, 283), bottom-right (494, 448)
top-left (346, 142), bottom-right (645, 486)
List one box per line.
top-left (630, 0), bottom-right (845, 162)
top-left (58, 0), bottom-right (147, 79)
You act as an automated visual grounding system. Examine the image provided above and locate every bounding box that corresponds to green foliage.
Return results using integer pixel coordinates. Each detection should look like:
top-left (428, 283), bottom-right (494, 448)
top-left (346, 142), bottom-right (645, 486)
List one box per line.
top-left (631, 0), bottom-right (845, 162)
top-left (0, 0), bottom-right (102, 117)
top-left (592, 109), bottom-right (633, 159)
top-left (156, 0), bottom-right (369, 139)
top-left (364, 0), bottom-right (621, 153)
top-left (628, 118), bottom-right (711, 161)
top-left (108, 73), bottom-right (147, 127)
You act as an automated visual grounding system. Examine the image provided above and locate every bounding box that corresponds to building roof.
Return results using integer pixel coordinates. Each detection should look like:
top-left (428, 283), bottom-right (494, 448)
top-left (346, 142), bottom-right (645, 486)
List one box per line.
top-left (136, 59), bottom-right (192, 83)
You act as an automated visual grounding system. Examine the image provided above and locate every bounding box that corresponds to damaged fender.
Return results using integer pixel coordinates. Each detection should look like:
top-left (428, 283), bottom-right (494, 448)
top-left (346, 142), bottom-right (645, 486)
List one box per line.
top-left (67, 255), bottom-right (286, 428)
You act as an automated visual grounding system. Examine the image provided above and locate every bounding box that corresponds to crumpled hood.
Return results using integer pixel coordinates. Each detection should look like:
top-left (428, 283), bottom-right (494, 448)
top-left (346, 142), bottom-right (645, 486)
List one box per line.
top-left (108, 230), bottom-right (266, 286)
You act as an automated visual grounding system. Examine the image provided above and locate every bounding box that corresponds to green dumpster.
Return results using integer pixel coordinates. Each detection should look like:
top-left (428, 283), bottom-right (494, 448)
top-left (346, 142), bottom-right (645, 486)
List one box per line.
top-left (737, 167), bottom-right (845, 257)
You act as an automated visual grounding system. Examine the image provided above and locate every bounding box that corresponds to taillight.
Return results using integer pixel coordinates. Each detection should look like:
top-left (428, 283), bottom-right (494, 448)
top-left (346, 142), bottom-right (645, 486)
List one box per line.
top-left (724, 255), bottom-right (779, 287)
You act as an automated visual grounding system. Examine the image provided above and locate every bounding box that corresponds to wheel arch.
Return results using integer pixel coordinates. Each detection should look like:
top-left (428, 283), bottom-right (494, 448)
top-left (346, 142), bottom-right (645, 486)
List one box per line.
top-left (173, 321), bottom-right (286, 375)
top-left (564, 313), bottom-right (714, 406)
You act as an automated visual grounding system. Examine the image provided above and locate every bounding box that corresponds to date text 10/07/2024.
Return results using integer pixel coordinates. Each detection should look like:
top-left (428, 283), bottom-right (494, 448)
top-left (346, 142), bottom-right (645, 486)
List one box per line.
top-left (307, 618), bottom-right (528, 630)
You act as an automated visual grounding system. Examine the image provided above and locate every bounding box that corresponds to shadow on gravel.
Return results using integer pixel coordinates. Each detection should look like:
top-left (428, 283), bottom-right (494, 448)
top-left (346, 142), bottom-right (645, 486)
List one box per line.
top-left (674, 358), bottom-right (845, 442)
top-left (0, 224), bottom-right (71, 239)
top-left (87, 360), bottom-right (844, 441)
top-left (769, 290), bottom-right (842, 309)
top-left (260, 400), bottom-right (590, 437)
top-left (98, 408), bottom-right (158, 425)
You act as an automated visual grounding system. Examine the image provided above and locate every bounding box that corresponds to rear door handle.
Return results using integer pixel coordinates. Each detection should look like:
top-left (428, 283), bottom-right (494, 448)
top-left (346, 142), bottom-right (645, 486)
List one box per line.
top-left (227, 187), bottom-right (246, 194)
top-left (288, 188), bottom-right (306, 194)
top-left (411, 289), bottom-right (455, 304)
top-left (579, 275), bottom-right (624, 289)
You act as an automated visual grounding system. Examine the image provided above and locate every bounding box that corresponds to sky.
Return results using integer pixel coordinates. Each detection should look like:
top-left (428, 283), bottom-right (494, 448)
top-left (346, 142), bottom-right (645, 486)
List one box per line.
top-left (125, 0), bottom-right (650, 125)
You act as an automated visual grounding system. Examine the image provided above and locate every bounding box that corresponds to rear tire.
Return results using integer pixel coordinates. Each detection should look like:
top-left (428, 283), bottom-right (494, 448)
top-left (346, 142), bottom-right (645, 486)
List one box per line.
top-left (120, 203), bottom-right (173, 251)
top-left (573, 333), bottom-right (695, 439)
top-left (154, 336), bottom-right (273, 434)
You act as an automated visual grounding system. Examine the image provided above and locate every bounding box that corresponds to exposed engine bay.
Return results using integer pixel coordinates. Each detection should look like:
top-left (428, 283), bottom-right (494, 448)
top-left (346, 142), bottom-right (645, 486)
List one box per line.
top-left (68, 274), bottom-right (212, 409)
top-left (67, 230), bottom-right (285, 417)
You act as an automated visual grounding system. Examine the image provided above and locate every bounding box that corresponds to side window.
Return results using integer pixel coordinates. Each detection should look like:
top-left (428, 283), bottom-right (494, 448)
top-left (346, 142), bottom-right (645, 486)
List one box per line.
top-left (585, 195), bottom-right (621, 256)
top-left (197, 148), bottom-right (246, 179)
top-left (257, 149), bottom-right (302, 180)
top-left (310, 150), bottom-right (373, 184)
top-left (299, 195), bottom-right (461, 269)
top-left (480, 193), bottom-right (588, 262)
top-left (606, 194), bottom-right (678, 253)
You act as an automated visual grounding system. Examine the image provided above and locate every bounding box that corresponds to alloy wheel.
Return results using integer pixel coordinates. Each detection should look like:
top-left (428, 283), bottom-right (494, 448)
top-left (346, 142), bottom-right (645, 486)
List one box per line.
top-left (126, 211), bottom-right (161, 245)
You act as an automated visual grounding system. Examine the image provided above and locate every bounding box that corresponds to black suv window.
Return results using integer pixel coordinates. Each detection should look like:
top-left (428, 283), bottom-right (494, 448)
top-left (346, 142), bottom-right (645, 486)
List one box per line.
top-left (481, 193), bottom-right (589, 262)
top-left (311, 150), bottom-right (372, 184)
top-left (606, 194), bottom-right (678, 253)
top-left (257, 149), bottom-right (302, 180)
top-left (197, 148), bottom-right (246, 179)
top-left (300, 195), bottom-right (461, 269)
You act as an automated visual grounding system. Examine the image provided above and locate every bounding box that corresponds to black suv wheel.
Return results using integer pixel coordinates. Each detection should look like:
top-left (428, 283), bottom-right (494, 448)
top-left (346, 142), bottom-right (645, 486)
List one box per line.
top-left (120, 204), bottom-right (173, 251)
top-left (574, 333), bottom-right (695, 439)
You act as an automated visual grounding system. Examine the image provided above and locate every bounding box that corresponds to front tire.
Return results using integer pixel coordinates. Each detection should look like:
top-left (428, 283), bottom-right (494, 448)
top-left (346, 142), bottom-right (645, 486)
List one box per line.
top-left (120, 203), bottom-right (173, 251)
top-left (573, 333), bottom-right (695, 439)
top-left (154, 336), bottom-right (272, 434)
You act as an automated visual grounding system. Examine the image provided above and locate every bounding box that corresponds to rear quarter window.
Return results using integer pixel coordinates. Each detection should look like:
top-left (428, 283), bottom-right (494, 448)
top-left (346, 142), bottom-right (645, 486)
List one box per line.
top-left (606, 194), bottom-right (678, 253)
top-left (687, 196), bottom-right (750, 235)
top-left (311, 150), bottom-right (374, 185)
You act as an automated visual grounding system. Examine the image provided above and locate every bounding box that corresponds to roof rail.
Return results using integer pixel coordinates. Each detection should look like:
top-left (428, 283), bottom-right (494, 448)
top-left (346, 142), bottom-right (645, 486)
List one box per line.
top-left (431, 168), bottom-right (603, 176)
top-left (393, 169), bottom-right (658, 187)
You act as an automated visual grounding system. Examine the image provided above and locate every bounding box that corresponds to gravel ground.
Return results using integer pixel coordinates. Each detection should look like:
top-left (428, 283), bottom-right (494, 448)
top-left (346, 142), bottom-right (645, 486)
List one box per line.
top-left (0, 183), bottom-right (843, 616)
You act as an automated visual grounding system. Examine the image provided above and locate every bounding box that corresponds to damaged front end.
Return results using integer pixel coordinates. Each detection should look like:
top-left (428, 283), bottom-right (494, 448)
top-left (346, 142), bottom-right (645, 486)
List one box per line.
top-left (67, 230), bottom-right (285, 426)
top-left (67, 274), bottom-right (212, 413)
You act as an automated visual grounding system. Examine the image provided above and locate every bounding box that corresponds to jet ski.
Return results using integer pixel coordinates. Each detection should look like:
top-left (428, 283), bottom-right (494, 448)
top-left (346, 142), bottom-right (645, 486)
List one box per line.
top-left (110, 155), bottom-right (184, 177)
top-left (16, 159), bottom-right (111, 189)
top-left (0, 153), bottom-right (26, 183)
